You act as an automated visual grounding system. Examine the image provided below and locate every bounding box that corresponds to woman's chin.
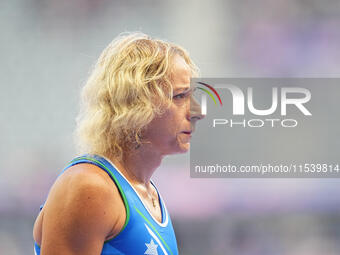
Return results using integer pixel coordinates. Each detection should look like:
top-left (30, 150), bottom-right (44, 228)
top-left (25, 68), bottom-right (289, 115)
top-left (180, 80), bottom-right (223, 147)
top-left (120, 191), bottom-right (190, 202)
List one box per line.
top-left (177, 142), bottom-right (190, 154)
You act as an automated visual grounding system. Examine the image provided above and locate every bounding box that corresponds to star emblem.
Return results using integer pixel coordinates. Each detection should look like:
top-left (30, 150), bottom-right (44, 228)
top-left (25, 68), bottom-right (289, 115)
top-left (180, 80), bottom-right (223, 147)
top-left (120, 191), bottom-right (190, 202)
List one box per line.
top-left (144, 239), bottom-right (159, 255)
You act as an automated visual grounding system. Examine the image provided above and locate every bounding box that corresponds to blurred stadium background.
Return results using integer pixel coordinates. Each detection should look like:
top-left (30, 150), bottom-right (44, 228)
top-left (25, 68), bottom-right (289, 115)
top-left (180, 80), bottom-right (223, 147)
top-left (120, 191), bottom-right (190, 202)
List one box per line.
top-left (1, 0), bottom-right (340, 254)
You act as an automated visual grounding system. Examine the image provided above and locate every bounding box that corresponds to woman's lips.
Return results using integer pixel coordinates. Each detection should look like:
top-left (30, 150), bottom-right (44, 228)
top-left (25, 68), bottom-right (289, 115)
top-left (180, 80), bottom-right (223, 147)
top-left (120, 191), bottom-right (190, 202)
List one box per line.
top-left (181, 131), bottom-right (192, 139)
top-left (182, 131), bottom-right (192, 135)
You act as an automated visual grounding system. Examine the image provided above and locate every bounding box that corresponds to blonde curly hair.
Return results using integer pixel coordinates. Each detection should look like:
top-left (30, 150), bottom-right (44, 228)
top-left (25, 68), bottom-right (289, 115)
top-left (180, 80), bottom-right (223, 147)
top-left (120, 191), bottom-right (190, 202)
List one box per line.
top-left (75, 32), bottom-right (198, 160)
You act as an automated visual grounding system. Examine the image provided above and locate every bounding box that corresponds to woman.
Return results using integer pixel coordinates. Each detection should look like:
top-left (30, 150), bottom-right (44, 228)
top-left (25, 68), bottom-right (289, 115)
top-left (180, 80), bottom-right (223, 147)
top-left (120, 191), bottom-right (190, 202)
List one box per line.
top-left (33, 32), bottom-right (203, 255)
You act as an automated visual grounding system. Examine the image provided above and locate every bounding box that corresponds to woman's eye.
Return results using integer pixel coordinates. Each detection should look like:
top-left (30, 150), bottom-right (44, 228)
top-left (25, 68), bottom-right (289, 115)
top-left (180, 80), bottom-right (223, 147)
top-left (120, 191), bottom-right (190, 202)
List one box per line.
top-left (173, 93), bottom-right (186, 99)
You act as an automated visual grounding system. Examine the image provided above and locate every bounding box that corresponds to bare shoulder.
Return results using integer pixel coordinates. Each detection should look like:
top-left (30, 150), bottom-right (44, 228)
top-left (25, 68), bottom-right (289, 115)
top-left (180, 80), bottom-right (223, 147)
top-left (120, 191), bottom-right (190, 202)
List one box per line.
top-left (35, 163), bottom-right (126, 254)
top-left (53, 163), bottom-right (119, 200)
top-left (45, 163), bottom-right (122, 216)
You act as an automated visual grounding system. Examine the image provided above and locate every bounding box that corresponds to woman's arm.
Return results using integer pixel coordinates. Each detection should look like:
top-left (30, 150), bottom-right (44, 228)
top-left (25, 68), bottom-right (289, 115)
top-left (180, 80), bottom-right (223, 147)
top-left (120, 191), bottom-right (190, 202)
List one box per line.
top-left (37, 164), bottom-right (125, 255)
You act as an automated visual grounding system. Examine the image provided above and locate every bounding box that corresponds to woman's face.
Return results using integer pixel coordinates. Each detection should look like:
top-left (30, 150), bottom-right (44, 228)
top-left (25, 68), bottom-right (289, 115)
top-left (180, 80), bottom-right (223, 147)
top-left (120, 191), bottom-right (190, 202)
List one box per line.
top-left (142, 55), bottom-right (203, 155)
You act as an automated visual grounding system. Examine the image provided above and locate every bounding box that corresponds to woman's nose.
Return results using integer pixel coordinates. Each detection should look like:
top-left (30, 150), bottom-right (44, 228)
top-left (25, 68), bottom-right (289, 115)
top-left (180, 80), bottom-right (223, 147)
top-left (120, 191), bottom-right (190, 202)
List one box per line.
top-left (189, 95), bottom-right (205, 122)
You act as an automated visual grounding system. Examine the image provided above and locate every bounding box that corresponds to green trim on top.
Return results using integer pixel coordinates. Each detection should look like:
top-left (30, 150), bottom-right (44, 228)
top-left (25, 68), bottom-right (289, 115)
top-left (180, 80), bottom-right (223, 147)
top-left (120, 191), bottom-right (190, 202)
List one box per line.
top-left (68, 156), bottom-right (87, 165)
top-left (67, 156), bottom-right (130, 241)
top-left (134, 206), bottom-right (174, 255)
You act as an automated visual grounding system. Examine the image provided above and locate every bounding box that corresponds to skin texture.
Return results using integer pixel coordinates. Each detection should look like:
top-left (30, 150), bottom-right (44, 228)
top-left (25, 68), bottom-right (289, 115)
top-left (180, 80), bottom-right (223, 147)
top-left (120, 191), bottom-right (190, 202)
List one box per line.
top-left (33, 164), bottom-right (126, 255)
top-left (33, 54), bottom-right (203, 255)
top-left (143, 55), bottom-right (200, 155)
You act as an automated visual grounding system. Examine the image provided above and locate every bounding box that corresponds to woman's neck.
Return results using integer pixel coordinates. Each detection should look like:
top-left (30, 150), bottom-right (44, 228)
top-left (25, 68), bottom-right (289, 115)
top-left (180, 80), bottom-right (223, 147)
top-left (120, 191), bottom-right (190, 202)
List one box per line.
top-left (108, 145), bottom-right (164, 186)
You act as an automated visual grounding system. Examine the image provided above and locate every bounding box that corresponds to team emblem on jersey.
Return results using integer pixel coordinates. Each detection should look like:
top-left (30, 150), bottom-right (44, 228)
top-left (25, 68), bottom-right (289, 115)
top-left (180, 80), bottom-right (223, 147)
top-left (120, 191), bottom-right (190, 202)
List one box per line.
top-left (144, 239), bottom-right (159, 255)
top-left (144, 223), bottom-right (169, 255)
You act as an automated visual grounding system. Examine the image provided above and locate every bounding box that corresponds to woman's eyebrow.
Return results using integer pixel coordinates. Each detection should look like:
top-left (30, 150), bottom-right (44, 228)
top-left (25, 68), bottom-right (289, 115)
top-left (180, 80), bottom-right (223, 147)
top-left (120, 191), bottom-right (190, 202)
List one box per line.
top-left (174, 87), bottom-right (192, 93)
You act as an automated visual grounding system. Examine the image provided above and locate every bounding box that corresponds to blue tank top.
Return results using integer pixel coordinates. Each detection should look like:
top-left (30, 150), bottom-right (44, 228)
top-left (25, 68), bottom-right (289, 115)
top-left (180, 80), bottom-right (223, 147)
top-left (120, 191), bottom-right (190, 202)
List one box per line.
top-left (34, 154), bottom-right (178, 255)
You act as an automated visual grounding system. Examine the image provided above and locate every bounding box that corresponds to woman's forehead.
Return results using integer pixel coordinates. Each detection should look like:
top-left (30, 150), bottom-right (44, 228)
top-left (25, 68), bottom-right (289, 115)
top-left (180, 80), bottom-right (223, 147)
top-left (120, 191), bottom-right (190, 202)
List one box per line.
top-left (171, 55), bottom-right (192, 89)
